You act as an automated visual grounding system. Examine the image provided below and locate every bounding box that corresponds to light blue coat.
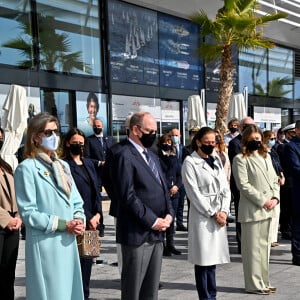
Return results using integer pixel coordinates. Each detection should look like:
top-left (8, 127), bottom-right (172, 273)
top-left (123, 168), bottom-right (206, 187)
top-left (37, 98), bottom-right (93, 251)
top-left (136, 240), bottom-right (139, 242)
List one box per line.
top-left (14, 158), bottom-right (85, 300)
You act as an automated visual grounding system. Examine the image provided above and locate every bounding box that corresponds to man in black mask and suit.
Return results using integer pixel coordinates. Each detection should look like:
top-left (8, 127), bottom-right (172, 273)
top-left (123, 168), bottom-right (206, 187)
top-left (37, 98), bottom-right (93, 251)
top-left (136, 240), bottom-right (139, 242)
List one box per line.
top-left (112, 112), bottom-right (174, 300)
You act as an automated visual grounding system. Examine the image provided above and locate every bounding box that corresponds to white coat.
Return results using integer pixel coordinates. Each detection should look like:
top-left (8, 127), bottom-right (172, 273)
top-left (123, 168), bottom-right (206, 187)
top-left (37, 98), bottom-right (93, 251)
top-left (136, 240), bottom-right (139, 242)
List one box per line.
top-left (182, 151), bottom-right (231, 266)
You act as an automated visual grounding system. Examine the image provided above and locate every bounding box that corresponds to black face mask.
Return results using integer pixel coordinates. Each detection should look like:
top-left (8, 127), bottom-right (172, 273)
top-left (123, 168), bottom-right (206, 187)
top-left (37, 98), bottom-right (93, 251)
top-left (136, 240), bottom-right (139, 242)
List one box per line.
top-left (161, 144), bottom-right (171, 152)
top-left (229, 127), bottom-right (238, 134)
top-left (0, 140), bottom-right (3, 150)
top-left (93, 127), bottom-right (102, 135)
top-left (140, 132), bottom-right (156, 148)
top-left (200, 144), bottom-right (214, 155)
top-left (69, 143), bottom-right (83, 155)
top-left (247, 140), bottom-right (261, 151)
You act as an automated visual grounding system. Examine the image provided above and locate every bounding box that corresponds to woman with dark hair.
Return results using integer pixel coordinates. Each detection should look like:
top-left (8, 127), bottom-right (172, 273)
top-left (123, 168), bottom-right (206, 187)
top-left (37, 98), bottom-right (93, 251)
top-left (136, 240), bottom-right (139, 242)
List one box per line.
top-left (157, 133), bottom-right (182, 256)
top-left (14, 112), bottom-right (85, 300)
top-left (0, 128), bottom-right (22, 300)
top-left (232, 125), bottom-right (280, 295)
top-left (182, 127), bottom-right (231, 300)
top-left (61, 128), bottom-right (102, 300)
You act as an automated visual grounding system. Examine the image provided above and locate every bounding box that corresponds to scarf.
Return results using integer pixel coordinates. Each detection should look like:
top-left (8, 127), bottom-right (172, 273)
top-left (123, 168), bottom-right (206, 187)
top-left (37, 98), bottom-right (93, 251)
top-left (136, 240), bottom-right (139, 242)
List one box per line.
top-left (37, 150), bottom-right (72, 198)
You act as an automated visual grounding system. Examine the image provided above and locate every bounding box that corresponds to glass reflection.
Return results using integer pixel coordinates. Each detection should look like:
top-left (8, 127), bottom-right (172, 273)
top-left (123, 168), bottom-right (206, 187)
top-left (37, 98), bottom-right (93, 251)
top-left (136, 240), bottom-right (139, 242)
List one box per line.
top-left (36, 0), bottom-right (101, 76)
top-left (0, 1), bottom-right (32, 67)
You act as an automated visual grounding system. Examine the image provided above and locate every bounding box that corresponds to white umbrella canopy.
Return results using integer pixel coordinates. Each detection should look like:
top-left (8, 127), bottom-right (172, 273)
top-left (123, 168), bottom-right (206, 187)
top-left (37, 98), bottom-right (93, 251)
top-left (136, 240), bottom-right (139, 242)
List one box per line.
top-left (187, 94), bottom-right (206, 130)
top-left (0, 85), bottom-right (27, 171)
top-left (226, 92), bottom-right (246, 124)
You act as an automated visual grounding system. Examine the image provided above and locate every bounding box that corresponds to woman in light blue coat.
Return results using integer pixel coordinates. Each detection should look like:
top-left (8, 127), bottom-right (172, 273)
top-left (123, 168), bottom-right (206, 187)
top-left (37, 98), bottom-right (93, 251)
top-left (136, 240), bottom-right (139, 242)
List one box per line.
top-left (14, 113), bottom-right (85, 300)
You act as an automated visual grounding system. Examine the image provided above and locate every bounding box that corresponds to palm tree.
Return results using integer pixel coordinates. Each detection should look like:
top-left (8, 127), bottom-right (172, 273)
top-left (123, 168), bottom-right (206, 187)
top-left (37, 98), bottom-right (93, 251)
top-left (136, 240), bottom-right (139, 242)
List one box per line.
top-left (191, 0), bottom-right (287, 133)
top-left (2, 14), bottom-right (91, 116)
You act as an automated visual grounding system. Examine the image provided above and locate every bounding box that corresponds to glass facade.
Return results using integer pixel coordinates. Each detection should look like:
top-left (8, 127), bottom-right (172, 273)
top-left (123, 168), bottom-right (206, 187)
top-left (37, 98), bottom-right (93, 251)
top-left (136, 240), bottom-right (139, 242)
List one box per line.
top-left (239, 47), bottom-right (268, 95)
top-left (1, 0), bottom-right (300, 133)
top-left (36, 0), bottom-right (101, 76)
top-left (239, 46), bottom-right (294, 99)
top-left (0, 1), bottom-right (33, 67)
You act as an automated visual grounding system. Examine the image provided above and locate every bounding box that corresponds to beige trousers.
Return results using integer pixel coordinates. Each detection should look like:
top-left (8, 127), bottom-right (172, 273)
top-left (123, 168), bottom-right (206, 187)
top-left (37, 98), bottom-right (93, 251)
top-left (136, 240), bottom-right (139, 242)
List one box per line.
top-left (241, 218), bottom-right (272, 292)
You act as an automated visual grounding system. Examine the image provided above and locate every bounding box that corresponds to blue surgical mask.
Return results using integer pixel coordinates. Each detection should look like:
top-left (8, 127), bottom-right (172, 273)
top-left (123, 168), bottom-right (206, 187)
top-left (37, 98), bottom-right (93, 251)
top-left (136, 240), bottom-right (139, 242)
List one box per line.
top-left (40, 134), bottom-right (60, 151)
top-left (172, 136), bottom-right (179, 144)
top-left (268, 140), bottom-right (276, 148)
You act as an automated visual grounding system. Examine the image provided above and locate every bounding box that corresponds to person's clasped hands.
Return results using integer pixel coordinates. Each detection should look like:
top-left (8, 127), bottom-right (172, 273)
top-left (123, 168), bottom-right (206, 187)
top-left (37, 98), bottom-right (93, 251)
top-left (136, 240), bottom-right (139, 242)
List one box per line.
top-left (66, 219), bottom-right (85, 235)
top-left (7, 217), bottom-right (22, 231)
top-left (263, 198), bottom-right (279, 210)
top-left (214, 211), bottom-right (227, 227)
top-left (152, 214), bottom-right (173, 232)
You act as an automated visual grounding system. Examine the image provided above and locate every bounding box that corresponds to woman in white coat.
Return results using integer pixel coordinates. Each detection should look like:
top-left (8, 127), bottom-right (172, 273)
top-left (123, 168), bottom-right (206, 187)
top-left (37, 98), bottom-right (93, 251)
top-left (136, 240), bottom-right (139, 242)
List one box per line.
top-left (182, 127), bottom-right (231, 300)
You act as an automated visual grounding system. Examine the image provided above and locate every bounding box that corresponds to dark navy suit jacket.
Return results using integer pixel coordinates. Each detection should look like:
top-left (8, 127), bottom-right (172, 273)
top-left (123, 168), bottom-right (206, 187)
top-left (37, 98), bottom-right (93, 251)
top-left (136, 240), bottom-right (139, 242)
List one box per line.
top-left (284, 137), bottom-right (300, 216)
top-left (85, 135), bottom-right (115, 161)
top-left (64, 157), bottom-right (102, 222)
top-left (102, 138), bottom-right (128, 217)
top-left (112, 140), bottom-right (175, 246)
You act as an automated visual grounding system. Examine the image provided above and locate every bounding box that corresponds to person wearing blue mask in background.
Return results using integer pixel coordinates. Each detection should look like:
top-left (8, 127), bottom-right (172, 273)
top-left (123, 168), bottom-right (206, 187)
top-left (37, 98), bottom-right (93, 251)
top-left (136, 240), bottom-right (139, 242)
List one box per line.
top-left (171, 128), bottom-right (188, 232)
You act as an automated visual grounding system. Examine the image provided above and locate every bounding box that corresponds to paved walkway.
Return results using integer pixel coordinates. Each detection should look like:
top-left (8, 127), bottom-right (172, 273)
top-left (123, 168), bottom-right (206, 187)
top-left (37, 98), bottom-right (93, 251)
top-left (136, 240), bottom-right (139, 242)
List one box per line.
top-left (15, 204), bottom-right (300, 299)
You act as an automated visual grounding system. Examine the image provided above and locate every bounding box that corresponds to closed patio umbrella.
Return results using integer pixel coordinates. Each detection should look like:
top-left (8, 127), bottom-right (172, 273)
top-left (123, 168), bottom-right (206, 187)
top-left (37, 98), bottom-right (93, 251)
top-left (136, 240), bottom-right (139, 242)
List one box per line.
top-left (226, 92), bottom-right (246, 124)
top-left (0, 85), bottom-right (27, 170)
top-left (187, 92), bottom-right (206, 130)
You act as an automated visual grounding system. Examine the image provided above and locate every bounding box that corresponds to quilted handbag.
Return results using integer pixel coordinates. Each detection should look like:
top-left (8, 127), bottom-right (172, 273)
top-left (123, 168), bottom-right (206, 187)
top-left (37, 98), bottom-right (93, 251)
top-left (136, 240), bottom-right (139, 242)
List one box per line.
top-left (77, 230), bottom-right (101, 258)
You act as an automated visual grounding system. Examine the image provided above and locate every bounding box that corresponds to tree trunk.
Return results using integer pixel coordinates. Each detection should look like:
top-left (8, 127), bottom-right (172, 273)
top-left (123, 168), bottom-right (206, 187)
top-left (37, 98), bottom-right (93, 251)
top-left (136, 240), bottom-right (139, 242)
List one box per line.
top-left (215, 45), bottom-right (233, 134)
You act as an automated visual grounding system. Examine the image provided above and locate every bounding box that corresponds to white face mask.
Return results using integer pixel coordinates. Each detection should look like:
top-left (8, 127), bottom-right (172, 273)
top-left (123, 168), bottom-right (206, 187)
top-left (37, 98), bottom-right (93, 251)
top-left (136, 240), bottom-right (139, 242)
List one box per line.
top-left (40, 134), bottom-right (60, 151)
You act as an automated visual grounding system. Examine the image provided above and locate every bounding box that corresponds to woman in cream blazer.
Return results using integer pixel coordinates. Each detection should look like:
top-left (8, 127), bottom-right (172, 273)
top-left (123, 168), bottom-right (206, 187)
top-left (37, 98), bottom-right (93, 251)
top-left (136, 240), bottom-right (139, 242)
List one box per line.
top-left (232, 125), bottom-right (280, 295)
top-left (182, 127), bottom-right (231, 300)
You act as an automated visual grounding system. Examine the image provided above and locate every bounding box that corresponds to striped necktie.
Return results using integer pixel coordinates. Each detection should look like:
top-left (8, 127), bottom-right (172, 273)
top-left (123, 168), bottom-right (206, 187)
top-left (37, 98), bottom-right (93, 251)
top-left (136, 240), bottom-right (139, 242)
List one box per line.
top-left (143, 150), bottom-right (161, 184)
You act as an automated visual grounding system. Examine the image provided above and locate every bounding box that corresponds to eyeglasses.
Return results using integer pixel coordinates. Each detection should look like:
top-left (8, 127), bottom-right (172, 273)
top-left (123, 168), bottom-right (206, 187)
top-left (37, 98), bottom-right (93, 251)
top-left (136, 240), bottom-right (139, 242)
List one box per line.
top-left (137, 125), bottom-right (156, 135)
top-left (269, 138), bottom-right (276, 141)
top-left (43, 129), bottom-right (60, 137)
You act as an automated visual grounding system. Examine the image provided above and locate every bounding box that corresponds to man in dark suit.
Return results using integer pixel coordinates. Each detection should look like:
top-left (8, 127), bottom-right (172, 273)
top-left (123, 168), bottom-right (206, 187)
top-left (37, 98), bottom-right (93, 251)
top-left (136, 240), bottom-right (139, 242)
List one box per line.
top-left (112, 112), bottom-right (174, 300)
top-left (171, 128), bottom-right (187, 231)
top-left (85, 118), bottom-right (115, 237)
top-left (276, 123), bottom-right (295, 240)
top-left (228, 116), bottom-right (254, 254)
top-left (284, 120), bottom-right (300, 265)
top-left (85, 118), bottom-right (115, 166)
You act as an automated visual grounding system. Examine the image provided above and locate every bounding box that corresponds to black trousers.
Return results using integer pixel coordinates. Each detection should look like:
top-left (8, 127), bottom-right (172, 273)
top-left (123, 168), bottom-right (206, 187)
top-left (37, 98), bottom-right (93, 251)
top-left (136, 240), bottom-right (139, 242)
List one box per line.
top-left (166, 193), bottom-right (179, 247)
top-left (80, 257), bottom-right (93, 300)
top-left (176, 186), bottom-right (186, 227)
top-left (0, 228), bottom-right (19, 300)
top-left (194, 265), bottom-right (216, 300)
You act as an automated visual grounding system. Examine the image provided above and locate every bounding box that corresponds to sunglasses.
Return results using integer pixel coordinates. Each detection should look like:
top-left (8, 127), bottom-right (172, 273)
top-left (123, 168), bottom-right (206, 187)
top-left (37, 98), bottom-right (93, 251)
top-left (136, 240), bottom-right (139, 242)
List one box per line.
top-left (43, 129), bottom-right (60, 137)
top-left (269, 138), bottom-right (276, 141)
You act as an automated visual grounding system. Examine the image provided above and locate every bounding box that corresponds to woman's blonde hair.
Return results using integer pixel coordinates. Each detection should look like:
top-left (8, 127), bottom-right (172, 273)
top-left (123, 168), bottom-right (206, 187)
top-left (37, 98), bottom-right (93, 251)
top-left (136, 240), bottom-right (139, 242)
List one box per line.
top-left (24, 112), bottom-right (59, 158)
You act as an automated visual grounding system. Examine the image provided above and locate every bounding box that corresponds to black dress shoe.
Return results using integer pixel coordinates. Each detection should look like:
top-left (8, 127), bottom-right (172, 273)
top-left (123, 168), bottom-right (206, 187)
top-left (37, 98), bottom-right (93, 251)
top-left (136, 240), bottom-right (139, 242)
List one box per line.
top-left (167, 246), bottom-right (181, 255)
top-left (292, 259), bottom-right (300, 266)
top-left (176, 225), bottom-right (188, 231)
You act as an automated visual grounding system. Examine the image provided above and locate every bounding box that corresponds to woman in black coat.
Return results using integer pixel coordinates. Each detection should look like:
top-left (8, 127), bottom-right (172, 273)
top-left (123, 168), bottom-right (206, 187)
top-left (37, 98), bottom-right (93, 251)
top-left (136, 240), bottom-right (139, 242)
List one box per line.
top-left (62, 128), bottom-right (102, 300)
top-left (157, 133), bottom-right (182, 256)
